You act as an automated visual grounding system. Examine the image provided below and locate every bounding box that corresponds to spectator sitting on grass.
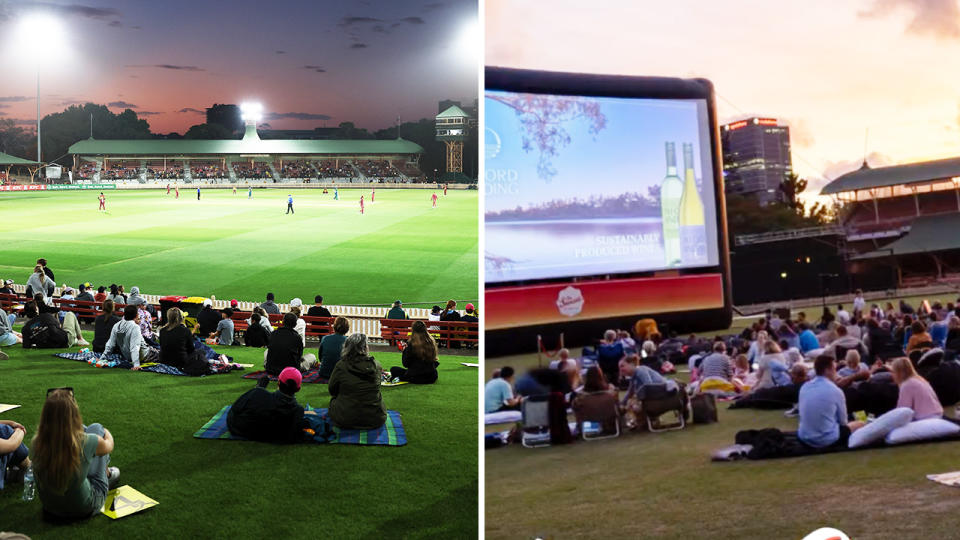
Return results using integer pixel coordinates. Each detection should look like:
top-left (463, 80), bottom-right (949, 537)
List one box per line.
top-left (22, 301), bottom-right (88, 349)
top-left (0, 305), bottom-right (22, 348)
top-left (306, 295), bottom-right (332, 318)
top-left (797, 355), bottom-right (865, 449)
top-left (260, 292), bottom-right (280, 315)
top-left (159, 308), bottom-right (200, 370)
top-left (387, 300), bottom-right (406, 320)
top-left (891, 357), bottom-right (943, 421)
top-left (328, 333), bottom-right (386, 430)
top-left (92, 300), bottom-right (120, 354)
top-left (227, 367), bottom-right (317, 443)
top-left (906, 321), bottom-right (933, 354)
top-left (136, 303), bottom-right (159, 348)
top-left (572, 366), bottom-right (619, 433)
top-left (699, 341), bottom-right (733, 382)
top-left (264, 313), bottom-right (316, 375)
top-left (484, 366), bottom-right (521, 413)
top-left (389, 320), bottom-right (439, 384)
top-left (243, 313), bottom-right (271, 348)
top-left (31, 388), bottom-right (120, 520)
top-left (103, 305), bottom-right (147, 369)
top-left (753, 341), bottom-right (791, 391)
top-left (197, 299), bottom-right (221, 337)
top-left (210, 308), bottom-right (235, 346)
top-left (317, 316), bottom-right (349, 379)
top-left (0, 417), bottom-right (30, 490)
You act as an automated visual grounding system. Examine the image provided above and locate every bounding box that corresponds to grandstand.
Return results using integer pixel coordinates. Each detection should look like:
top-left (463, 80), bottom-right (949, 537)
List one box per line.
top-left (819, 157), bottom-right (960, 290)
top-left (67, 126), bottom-right (427, 185)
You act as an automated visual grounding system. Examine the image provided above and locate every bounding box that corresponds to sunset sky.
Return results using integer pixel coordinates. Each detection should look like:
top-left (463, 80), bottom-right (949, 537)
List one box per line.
top-left (486, 0), bottom-right (960, 202)
top-left (0, 0), bottom-right (478, 135)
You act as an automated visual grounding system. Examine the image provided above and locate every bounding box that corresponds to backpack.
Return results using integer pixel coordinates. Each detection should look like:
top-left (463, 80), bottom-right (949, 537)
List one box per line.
top-left (691, 393), bottom-right (718, 424)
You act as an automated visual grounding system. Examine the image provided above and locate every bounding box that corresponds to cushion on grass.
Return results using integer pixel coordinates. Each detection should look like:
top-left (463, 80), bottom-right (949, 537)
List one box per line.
top-left (885, 418), bottom-right (960, 445)
top-left (848, 407), bottom-right (914, 448)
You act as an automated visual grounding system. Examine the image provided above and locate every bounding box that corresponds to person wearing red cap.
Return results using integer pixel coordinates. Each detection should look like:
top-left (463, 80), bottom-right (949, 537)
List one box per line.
top-left (226, 367), bottom-right (316, 443)
top-left (461, 303), bottom-right (478, 323)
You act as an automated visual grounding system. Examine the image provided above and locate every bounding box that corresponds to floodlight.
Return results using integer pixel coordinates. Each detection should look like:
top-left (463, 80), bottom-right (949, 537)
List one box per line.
top-left (17, 12), bottom-right (67, 63)
top-left (455, 18), bottom-right (479, 60)
top-left (240, 102), bottom-right (263, 123)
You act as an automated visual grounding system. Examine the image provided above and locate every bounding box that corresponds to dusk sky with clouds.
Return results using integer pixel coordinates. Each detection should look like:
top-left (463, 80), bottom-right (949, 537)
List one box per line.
top-left (486, 0), bottom-right (960, 203)
top-left (0, 0), bottom-right (478, 134)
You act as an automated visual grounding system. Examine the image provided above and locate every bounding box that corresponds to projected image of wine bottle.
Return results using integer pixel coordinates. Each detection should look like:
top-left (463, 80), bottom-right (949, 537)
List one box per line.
top-left (680, 142), bottom-right (707, 263)
top-left (660, 142), bottom-right (683, 267)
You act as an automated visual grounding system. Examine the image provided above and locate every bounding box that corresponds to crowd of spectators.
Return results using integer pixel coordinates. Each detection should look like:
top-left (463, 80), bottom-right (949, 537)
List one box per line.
top-left (100, 164), bottom-right (140, 180)
top-left (74, 162), bottom-right (100, 180)
top-left (356, 160), bottom-right (401, 180)
top-left (315, 160), bottom-right (356, 179)
top-left (150, 165), bottom-right (185, 180)
top-left (232, 163), bottom-right (273, 179)
top-left (190, 163), bottom-right (227, 179)
top-left (279, 161), bottom-right (315, 179)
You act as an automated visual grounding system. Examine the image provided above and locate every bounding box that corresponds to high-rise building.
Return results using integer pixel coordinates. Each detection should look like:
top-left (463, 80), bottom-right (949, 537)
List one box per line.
top-left (720, 117), bottom-right (792, 205)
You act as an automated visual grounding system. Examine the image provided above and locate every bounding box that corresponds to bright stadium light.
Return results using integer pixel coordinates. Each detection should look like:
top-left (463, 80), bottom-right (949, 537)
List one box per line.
top-left (455, 18), bottom-right (479, 61)
top-left (240, 102), bottom-right (263, 123)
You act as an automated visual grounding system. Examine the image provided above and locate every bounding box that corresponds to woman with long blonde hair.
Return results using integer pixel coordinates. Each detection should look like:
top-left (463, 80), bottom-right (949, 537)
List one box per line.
top-left (891, 357), bottom-right (943, 421)
top-left (31, 388), bottom-right (119, 518)
top-left (389, 320), bottom-right (439, 384)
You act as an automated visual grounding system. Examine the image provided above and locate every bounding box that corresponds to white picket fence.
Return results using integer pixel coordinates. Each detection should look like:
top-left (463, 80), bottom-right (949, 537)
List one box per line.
top-left (11, 284), bottom-right (455, 342)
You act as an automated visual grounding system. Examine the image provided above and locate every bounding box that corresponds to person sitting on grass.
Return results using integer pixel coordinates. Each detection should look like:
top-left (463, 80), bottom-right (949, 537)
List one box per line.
top-left (753, 341), bottom-right (791, 391)
top-left (797, 355), bottom-right (865, 449)
top-left (906, 320), bottom-right (933, 354)
top-left (91, 299), bottom-right (120, 354)
top-left (103, 305), bottom-right (147, 370)
top-left (22, 301), bottom-right (88, 349)
top-left (891, 357), bottom-right (943, 421)
top-left (306, 295), bottom-right (331, 318)
top-left (0, 419), bottom-right (30, 490)
top-left (388, 320), bottom-right (439, 384)
top-left (210, 308), bottom-right (235, 346)
top-left (328, 334), bottom-right (387, 430)
top-left (226, 367), bottom-right (317, 443)
top-left (317, 316), bottom-right (349, 380)
top-left (484, 367), bottom-right (521, 413)
top-left (698, 341), bottom-right (733, 384)
top-left (159, 308), bottom-right (200, 370)
top-left (572, 367), bottom-right (619, 434)
top-left (136, 303), bottom-right (159, 348)
top-left (196, 299), bottom-right (221, 338)
top-left (264, 313), bottom-right (316, 375)
top-left (30, 388), bottom-right (120, 520)
top-left (243, 313), bottom-right (271, 348)
top-left (0, 306), bottom-right (22, 348)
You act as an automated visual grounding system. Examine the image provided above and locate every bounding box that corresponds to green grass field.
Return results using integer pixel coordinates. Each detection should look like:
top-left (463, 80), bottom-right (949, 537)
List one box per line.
top-left (0, 332), bottom-right (478, 538)
top-left (0, 188), bottom-right (478, 306)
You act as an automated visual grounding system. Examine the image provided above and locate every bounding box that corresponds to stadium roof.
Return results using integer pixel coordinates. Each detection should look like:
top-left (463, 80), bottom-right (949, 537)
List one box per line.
top-left (68, 137), bottom-right (424, 157)
top-left (820, 157), bottom-right (960, 195)
top-left (854, 212), bottom-right (960, 259)
top-left (436, 105), bottom-right (469, 119)
top-left (0, 152), bottom-right (37, 165)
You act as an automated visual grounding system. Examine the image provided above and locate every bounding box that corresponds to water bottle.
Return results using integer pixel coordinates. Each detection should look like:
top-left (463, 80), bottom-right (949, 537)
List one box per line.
top-left (80, 347), bottom-right (89, 354)
top-left (22, 466), bottom-right (35, 501)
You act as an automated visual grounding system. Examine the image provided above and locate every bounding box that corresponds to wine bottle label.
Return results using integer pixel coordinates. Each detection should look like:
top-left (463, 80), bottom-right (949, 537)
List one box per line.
top-left (680, 224), bottom-right (707, 263)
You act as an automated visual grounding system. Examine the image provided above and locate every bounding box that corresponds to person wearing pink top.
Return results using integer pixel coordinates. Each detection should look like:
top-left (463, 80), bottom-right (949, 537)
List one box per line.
top-left (891, 357), bottom-right (943, 420)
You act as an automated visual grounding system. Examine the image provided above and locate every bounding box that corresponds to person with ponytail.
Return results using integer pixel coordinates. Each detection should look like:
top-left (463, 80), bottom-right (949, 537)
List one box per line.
top-left (388, 320), bottom-right (439, 384)
top-left (30, 388), bottom-right (119, 519)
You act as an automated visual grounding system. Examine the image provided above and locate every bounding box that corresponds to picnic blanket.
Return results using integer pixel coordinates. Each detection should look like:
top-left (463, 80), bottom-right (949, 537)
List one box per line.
top-left (0, 404), bottom-right (20, 414)
top-left (194, 405), bottom-right (406, 446)
top-left (242, 368), bottom-right (327, 384)
top-left (927, 471), bottom-right (960, 487)
top-left (55, 351), bottom-right (243, 377)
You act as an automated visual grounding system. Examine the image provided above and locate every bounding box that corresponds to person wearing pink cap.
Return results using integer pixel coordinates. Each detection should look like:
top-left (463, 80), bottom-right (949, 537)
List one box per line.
top-left (461, 303), bottom-right (478, 323)
top-left (226, 367), bottom-right (316, 443)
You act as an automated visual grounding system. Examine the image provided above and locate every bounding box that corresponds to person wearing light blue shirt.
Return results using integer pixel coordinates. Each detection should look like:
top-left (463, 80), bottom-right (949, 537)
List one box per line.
top-left (286, 194), bottom-right (294, 214)
top-left (798, 356), bottom-right (863, 448)
top-left (798, 325), bottom-right (819, 354)
top-left (485, 367), bottom-right (520, 413)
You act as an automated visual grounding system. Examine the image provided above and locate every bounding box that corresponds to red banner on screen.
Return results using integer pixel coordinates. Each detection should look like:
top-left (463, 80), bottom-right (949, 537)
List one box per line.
top-left (485, 274), bottom-right (724, 330)
top-left (0, 184), bottom-right (45, 191)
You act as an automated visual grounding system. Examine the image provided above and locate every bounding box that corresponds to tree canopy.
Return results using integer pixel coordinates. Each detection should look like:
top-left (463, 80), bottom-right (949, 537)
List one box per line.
top-left (40, 103), bottom-right (151, 164)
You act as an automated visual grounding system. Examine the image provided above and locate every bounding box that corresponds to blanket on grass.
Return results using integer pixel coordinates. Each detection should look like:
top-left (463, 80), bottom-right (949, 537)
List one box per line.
top-left (55, 351), bottom-right (242, 377)
top-left (241, 368), bottom-right (327, 384)
top-left (713, 422), bottom-right (960, 461)
top-left (193, 405), bottom-right (406, 446)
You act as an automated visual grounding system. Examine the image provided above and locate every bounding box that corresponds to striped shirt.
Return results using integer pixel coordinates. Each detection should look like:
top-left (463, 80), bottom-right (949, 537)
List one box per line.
top-left (699, 352), bottom-right (732, 381)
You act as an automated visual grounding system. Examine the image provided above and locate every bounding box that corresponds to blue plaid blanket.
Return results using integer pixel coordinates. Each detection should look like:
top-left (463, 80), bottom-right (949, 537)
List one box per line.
top-left (54, 351), bottom-right (242, 376)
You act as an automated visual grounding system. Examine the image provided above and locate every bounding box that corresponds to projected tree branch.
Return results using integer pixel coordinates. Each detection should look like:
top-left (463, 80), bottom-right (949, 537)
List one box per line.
top-left (487, 93), bottom-right (607, 181)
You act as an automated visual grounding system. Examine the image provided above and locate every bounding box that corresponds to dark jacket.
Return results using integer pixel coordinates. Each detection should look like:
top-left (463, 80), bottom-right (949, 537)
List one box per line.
top-left (226, 387), bottom-right (307, 443)
top-left (440, 310), bottom-right (461, 322)
top-left (92, 314), bottom-right (121, 353)
top-left (328, 353), bottom-right (386, 430)
top-left (264, 327), bottom-right (304, 375)
top-left (22, 313), bottom-right (68, 349)
top-left (461, 314), bottom-right (478, 323)
top-left (159, 324), bottom-right (195, 369)
top-left (397, 346), bottom-right (439, 384)
top-left (244, 323), bottom-right (271, 348)
top-left (386, 306), bottom-right (406, 320)
top-left (76, 291), bottom-right (95, 303)
top-left (197, 307), bottom-right (221, 336)
top-left (260, 300), bottom-right (280, 315)
top-left (306, 306), bottom-right (332, 318)
top-left (317, 333), bottom-right (347, 379)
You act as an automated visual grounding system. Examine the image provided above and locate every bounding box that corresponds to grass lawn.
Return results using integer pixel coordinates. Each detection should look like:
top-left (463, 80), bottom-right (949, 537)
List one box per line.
top-left (0, 188), bottom-right (477, 307)
top-left (484, 351), bottom-right (960, 539)
top-left (0, 330), bottom-right (478, 539)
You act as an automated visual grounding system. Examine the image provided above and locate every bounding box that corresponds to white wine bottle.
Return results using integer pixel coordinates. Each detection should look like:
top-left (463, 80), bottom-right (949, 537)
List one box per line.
top-left (660, 142), bottom-right (683, 266)
top-left (680, 142), bottom-right (707, 263)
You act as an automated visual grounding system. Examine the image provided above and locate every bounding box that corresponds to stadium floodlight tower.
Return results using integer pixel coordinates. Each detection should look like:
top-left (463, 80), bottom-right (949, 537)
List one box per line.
top-left (435, 105), bottom-right (470, 180)
top-left (240, 102), bottom-right (263, 141)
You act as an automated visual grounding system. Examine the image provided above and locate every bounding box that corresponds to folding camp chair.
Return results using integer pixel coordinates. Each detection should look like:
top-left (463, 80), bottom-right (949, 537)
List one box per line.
top-left (520, 394), bottom-right (552, 448)
top-left (641, 384), bottom-right (686, 433)
top-left (576, 391), bottom-right (620, 441)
